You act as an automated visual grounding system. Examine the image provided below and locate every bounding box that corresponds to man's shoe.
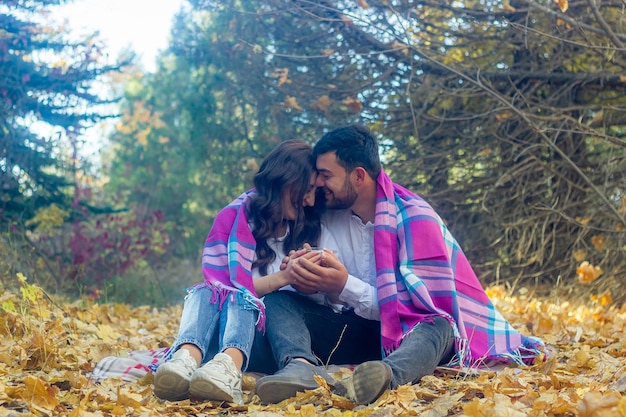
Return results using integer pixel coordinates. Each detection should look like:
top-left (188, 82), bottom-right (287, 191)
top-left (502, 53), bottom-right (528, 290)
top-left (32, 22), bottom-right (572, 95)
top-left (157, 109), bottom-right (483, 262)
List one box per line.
top-left (255, 360), bottom-right (335, 404)
top-left (189, 353), bottom-right (243, 405)
top-left (153, 349), bottom-right (197, 401)
top-left (334, 361), bottom-right (392, 404)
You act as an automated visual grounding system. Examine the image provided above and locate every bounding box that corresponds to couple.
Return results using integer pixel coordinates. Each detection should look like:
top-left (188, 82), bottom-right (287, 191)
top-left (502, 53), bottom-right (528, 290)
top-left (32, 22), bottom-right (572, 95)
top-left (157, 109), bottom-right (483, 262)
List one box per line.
top-left (153, 125), bottom-right (546, 405)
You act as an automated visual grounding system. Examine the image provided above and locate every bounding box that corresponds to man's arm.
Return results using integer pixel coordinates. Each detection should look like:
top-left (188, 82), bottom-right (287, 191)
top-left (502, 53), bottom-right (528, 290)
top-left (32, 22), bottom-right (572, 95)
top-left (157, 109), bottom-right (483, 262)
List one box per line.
top-left (338, 274), bottom-right (379, 320)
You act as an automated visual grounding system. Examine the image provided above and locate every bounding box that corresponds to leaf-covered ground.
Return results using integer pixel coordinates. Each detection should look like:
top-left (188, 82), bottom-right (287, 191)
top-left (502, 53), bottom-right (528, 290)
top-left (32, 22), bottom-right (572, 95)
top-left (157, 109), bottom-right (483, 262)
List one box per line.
top-left (1, 282), bottom-right (626, 417)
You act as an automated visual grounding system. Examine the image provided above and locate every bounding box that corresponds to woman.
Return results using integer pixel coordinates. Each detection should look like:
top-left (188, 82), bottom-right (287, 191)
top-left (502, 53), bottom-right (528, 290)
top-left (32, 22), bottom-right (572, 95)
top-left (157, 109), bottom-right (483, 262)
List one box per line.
top-left (153, 140), bottom-right (326, 404)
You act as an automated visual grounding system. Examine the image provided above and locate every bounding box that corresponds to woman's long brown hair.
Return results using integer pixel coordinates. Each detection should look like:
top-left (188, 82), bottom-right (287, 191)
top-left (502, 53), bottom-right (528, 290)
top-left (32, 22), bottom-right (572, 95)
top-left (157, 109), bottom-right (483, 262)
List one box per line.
top-left (248, 140), bottom-right (321, 276)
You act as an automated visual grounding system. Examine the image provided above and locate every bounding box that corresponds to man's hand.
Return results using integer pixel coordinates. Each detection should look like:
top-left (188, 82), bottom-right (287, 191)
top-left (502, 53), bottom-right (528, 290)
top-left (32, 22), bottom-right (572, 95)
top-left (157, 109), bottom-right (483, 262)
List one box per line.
top-left (289, 249), bottom-right (348, 295)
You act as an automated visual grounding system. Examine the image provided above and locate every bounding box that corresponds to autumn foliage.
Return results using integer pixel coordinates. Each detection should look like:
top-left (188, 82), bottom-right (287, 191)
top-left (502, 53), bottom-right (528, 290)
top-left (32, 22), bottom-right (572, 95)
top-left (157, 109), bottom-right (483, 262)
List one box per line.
top-left (2, 276), bottom-right (626, 416)
top-left (151, 0), bottom-right (626, 294)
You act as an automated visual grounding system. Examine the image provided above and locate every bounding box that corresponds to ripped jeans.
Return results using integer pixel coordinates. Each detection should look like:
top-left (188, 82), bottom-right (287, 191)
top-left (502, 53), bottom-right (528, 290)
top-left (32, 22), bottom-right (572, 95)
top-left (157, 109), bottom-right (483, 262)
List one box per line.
top-left (168, 283), bottom-right (277, 373)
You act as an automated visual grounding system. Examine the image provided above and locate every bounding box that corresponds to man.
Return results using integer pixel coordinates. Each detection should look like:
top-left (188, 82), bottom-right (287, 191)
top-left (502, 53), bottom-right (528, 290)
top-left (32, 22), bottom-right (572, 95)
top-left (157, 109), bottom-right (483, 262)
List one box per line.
top-left (255, 125), bottom-right (546, 405)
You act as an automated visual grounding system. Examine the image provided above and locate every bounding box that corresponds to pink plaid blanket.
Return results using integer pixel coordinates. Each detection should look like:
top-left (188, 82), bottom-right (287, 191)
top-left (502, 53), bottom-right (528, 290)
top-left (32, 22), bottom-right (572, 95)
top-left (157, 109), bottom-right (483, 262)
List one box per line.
top-left (374, 170), bottom-right (546, 366)
top-left (201, 190), bottom-right (266, 328)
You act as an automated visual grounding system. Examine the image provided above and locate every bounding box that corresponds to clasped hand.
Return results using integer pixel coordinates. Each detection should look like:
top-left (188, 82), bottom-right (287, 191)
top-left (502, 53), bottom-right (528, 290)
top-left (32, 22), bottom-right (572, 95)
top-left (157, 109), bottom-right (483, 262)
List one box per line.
top-left (280, 243), bottom-right (348, 296)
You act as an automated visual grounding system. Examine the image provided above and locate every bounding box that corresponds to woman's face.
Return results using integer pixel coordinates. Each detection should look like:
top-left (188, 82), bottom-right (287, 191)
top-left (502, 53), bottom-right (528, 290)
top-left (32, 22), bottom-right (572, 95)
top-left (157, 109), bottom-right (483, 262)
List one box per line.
top-left (282, 172), bottom-right (317, 220)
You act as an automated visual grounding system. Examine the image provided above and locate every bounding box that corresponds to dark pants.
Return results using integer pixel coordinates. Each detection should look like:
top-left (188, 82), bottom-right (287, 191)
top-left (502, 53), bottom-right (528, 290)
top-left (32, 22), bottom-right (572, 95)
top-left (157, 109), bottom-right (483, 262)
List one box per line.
top-left (262, 290), bottom-right (455, 387)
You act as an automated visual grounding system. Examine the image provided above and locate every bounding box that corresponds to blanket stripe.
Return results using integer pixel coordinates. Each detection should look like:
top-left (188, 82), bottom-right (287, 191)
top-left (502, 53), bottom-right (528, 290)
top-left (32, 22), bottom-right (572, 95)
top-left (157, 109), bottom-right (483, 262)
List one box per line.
top-left (375, 170), bottom-right (546, 367)
top-left (201, 190), bottom-right (265, 329)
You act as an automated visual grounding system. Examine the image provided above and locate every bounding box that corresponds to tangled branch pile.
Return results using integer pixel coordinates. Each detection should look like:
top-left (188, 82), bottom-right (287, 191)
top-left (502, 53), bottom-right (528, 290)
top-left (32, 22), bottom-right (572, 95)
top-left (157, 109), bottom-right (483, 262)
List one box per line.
top-left (169, 0), bottom-right (626, 295)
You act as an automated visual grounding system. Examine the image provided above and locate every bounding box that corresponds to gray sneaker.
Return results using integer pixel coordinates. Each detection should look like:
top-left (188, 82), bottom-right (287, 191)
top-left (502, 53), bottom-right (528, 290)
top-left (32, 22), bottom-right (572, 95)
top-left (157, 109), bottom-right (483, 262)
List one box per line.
top-left (153, 349), bottom-right (197, 401)
top-left (255, 360), bottom-right (335, 404)
top-left (334, 360), bottom-right (392, 404)
top-left (190, 353), bottom-right (243, 405)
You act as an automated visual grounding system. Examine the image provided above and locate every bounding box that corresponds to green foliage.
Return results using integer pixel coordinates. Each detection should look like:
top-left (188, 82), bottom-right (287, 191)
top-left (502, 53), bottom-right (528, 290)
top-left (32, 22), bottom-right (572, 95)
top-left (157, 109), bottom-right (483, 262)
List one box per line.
top-left (0, 222), bottom-right (59, 294)
top-left (0, 1), bottom-right (154, 303)
top-left (0, 0), bottom-right (126, 228)
top-left (104, 6), bottom-right (327, 258)
top-left (141, 0), bottom-right (624, 289)
top-left (96, 258), bottom-right (197, 306)
top-left (0, 207), bottom-right (180, 306)
top-left (25, 204), bottom-right (69, 234)
top-left (94, 0), bottom-right (626, 305)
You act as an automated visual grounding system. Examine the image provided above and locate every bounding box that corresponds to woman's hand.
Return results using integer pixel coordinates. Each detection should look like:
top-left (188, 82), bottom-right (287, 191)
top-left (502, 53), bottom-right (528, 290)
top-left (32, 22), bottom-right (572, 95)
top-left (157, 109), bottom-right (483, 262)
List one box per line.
top-left (279, 242), bottom-right (314, 271)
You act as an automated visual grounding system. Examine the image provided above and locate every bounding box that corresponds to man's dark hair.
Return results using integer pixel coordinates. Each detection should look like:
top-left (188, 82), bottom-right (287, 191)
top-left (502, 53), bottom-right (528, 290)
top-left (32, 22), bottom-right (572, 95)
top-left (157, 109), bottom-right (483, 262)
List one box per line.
top-left (313, 124), bottom-right (381, 179)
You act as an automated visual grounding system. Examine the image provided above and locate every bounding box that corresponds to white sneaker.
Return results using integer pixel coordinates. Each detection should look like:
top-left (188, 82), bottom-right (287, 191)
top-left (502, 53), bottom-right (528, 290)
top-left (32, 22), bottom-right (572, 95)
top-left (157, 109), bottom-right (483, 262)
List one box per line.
top-left (190, 352), bottom-right (243, 405)
top-left (153, 349), bottom-right (197, 401)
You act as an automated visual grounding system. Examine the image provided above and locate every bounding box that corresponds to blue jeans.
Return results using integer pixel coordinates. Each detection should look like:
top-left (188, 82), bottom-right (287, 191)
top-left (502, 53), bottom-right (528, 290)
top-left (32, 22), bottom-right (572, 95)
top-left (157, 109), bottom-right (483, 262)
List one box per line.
top-left (169, 283), bottom-right (277, 373)
top-left (263, 291), bottom-right (454, 387)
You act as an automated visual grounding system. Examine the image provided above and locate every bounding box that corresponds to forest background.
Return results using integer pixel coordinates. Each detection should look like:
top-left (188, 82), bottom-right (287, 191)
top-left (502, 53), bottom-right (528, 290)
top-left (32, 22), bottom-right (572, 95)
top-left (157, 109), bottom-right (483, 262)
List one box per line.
top-left (1, 0), bottom-right (625, 307)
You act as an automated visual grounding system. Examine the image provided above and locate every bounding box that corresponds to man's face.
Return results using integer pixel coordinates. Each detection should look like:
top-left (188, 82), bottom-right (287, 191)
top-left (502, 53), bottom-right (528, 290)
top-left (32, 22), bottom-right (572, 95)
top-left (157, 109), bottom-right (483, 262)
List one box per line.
top-left (315, 152), bottom-right (358, 209)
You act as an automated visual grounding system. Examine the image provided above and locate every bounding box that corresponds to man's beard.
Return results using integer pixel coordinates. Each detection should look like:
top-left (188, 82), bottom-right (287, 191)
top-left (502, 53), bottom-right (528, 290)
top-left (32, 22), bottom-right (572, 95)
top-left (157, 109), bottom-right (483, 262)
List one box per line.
top-left (323, 177), bottom-right (357, 209)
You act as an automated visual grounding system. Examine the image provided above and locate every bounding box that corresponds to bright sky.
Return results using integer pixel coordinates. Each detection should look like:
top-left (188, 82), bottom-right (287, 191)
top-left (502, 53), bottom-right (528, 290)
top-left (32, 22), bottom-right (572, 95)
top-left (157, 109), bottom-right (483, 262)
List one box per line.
top-left (44, 0), bottom-right (186, 158)
top-left (50, 0), bottom-right (185, 71)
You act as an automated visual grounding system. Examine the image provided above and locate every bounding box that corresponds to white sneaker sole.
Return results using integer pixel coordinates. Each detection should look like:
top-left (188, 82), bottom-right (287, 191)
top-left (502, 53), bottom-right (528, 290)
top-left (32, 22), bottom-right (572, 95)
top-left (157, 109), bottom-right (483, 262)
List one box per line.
top-left (153, 368), bottom-right (190, 401)
top-left (190, 374), bottom-right (242, 404)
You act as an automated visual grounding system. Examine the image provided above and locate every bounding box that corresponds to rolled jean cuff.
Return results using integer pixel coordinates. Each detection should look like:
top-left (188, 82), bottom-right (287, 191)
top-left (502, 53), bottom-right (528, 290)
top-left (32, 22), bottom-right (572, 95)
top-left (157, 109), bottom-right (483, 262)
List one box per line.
top-left (167, 338), bottom-right (206, 361)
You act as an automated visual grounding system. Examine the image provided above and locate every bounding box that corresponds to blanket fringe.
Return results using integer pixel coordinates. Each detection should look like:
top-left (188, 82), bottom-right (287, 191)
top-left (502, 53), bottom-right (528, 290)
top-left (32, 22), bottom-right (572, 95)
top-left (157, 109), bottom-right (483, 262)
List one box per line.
top-left (450, 335), bottom-right (548, 369)
top-left (186, 282), bottom-right (266, 331)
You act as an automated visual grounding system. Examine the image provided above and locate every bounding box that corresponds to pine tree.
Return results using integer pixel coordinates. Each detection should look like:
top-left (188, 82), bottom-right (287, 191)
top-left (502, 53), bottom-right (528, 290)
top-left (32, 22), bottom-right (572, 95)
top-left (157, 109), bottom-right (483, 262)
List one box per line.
top-left (0, 0), bottom-right (123, 226)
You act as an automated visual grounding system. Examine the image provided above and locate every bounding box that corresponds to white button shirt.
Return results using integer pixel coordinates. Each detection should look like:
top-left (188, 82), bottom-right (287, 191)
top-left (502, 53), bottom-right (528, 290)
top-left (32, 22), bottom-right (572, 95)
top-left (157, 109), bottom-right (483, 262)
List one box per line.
top-left (320, 209), bottom-right (379, 321)
top-left (251, 212), bottom-right (379, 321)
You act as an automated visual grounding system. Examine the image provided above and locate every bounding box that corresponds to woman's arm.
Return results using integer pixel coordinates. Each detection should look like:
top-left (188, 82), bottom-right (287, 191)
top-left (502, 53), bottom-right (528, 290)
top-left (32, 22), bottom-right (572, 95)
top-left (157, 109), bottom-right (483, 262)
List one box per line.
top-left (253, 269), bottom-right (291, 297)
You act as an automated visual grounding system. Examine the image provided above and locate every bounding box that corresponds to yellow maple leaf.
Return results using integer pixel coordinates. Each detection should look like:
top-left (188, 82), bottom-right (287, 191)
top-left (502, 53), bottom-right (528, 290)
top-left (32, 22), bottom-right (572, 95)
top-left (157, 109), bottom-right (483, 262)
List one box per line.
top-left (342, 97), bottom-right (363, 112)
top-left (536, 317), bottom-right (554, 334)
top-left (578, 391), bottom-right (621, 417)
top-left (394, 384), bottom-right (416, 407)
top-left (576, 261), bottom-right (603, 284)
top-left (299, 404), bottom-right (317, 417)
top-left (111, 404), bottom-right (126, 415)
top-left (116, 387), bottom-right (143, 410)
top-left (503, 1), bottom-right (516, 12)
top-left (22, 376), bottom-right (60, 411)
top-left (591, 234), bottom-right (606, 252)
top-left (284, 96), bottom-right (303, 112)
top-left (463, 398), bottom-right (483, 416)
top-left (495, 111), bottom-right (512, 121)
top-left (96, 324), bottom-right (118, 341)
top-left (313, 95), bottom-right (333, 112)
top-left (590, 292), bottom-right (612, 307)
top-left (272, 68), bottom-right (291, 87)
top-left (617, 396), bottom-right (626, 416)
top-left (135, 127), bottom-right (151, 147)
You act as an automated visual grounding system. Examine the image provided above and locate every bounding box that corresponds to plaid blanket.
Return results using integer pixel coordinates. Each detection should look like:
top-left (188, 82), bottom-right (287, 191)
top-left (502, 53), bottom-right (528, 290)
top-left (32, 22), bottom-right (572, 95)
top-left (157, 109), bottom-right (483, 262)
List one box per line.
top-left (90, 192), bottom-right (264, 383)
top-left (374, 170), bottom-right (546, 366)
top-left (90, 348), bottom-right (170, 382)
top-left (201, 190), bottom-right (266, 329)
